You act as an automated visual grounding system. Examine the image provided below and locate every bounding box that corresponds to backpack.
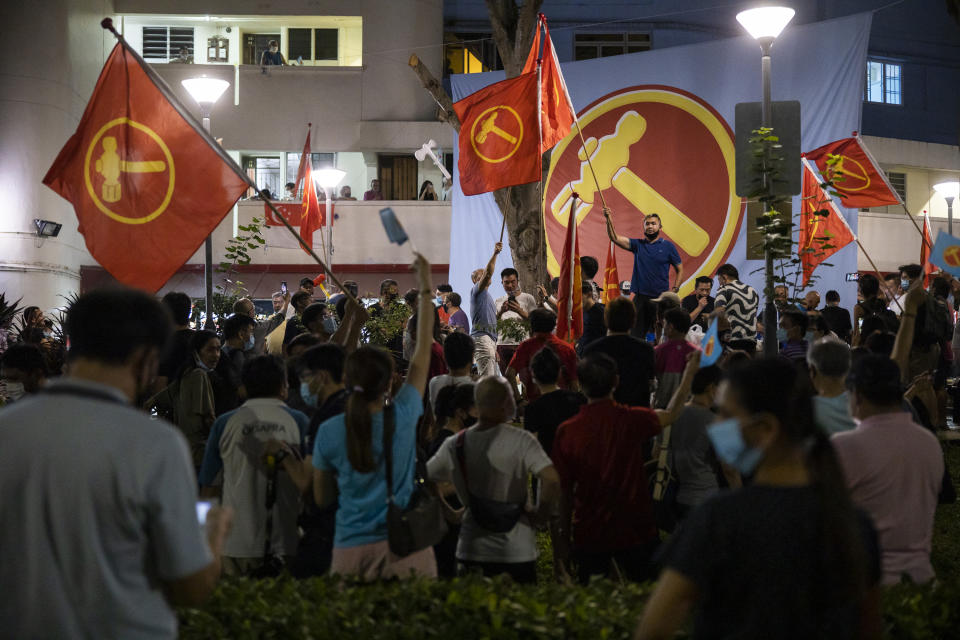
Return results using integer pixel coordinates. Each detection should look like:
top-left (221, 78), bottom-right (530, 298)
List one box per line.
top-left (858, 299), bottom-right (899, 335)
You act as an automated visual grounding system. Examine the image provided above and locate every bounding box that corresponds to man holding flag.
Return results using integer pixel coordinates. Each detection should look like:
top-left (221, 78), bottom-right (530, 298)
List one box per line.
top-left (470, 241), bottom-right (503, 377)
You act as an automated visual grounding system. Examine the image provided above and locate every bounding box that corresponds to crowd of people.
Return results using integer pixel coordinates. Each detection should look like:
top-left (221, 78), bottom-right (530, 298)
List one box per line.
top-left (0, 212), bottom-right (957, 637)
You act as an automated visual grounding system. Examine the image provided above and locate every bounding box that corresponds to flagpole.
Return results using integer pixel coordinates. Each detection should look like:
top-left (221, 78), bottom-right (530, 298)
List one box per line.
top-left (572, 120), bottom-right (609, 212)
top-left (536, 54), bottom-right (545, 284)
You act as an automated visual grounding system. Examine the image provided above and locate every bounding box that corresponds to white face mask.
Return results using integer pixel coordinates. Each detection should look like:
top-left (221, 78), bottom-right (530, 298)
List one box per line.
top-left (4, 381), bottom-right (25, 402)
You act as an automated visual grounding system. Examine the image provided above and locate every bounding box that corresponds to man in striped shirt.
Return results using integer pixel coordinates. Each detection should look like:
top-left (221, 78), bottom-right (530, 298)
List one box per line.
top-left (713, 264), bottom-right (759, 355)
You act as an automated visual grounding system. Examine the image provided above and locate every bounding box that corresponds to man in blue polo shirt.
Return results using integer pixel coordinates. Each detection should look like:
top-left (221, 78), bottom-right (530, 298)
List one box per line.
top-left (604, 207), bottom-right (683, 339)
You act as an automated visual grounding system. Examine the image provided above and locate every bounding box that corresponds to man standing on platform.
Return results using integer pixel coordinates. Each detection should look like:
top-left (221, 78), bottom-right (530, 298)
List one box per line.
top-left (603, 207), bottom-right (683, 339)
top-left (471, 242), bottom-right (502, 377)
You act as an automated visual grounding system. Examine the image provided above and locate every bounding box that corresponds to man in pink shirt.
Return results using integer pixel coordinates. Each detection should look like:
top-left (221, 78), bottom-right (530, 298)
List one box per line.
top-left (832, 354), bottom-right (943, 585)
top-left (652, 308), bottom-right (697, 408)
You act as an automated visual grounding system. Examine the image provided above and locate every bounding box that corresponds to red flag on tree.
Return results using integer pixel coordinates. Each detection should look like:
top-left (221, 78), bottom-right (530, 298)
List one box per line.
top-left (921, 211), bottom-right (936, 286)
top-left (556, 198), bottom-right (583, 342)
top-left (803, 134), bottom-right (902, 208)
top-left (453, 72), bottom-right (541, 196)
top-left (798, 159), bottom-right (856, 286)
top-left (43, 42), bottom-right (248, 292)
top-left (299, 163), bottom-right (325, 255)
top-left (523, 14), bottom-right (576, 152)
top-left (294, 124), bottom-right (312, 196)
top-left (601, 241), bottom-right (621, 304)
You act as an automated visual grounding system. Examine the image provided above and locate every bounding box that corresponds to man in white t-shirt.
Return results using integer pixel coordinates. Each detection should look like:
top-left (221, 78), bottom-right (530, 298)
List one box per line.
top-left (428, 332), bottom-right (475, 413)
top-left (427, 376), bottom-right (560, 583)
top-left (199, 355), bottom-right (309, 575)
top-left (495, 267), bottom-right (539, 374)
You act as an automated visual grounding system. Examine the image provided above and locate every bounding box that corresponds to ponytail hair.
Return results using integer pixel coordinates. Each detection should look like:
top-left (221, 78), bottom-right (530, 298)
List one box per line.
top-left (343, 346), bottom-right (394, 473)
top-left (725, 358), bottom-right (868, 605)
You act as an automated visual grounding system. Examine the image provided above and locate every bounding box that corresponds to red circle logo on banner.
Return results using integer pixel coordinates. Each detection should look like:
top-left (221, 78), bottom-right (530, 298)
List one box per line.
top-left (544, 86), bottom-right (745, 296)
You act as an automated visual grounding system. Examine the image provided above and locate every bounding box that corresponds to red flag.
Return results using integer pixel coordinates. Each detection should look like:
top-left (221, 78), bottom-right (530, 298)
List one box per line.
top-left (804, 135), bottom-right (902, 208)
top-left (921, 211), bottom-right (936, 286)
top-left (453, 72), bottom-right (541, 196)
top-left (556, 198), bottom-right (583, 342)
top-left (43, 43), bottom-right (247, 292)
top-left (294, 124), bottom-right (312, 195)
top-left (299, 164), bottom-right (325, 254)
top-left (798, 159), bottom-right (856, 286)
top-left (523, 14), bottom-right (576, 152)
top-left (602, 241), bottom-right (621, 304)
top-left (263, 202), bottom-right (302, 226)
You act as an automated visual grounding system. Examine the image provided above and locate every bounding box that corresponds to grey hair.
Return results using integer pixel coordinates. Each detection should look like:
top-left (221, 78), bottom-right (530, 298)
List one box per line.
top-left (474, 375), bottom-right (513, 412)
top-left (807, 337), bottom-right (851, 378)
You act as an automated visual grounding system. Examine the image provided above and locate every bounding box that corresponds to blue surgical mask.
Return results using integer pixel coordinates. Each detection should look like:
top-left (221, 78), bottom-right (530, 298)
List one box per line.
top-left (901, 279), bottom-right (910, 291)
top-left (323, 316), bottom-right (339, 335)
top-left (246, 334), bottom-right (255, 351)
top-left (707, 418), bottom-right (764, 476)
top-left (435, 296), bottom-right (444, 306)
top-left (804, 331), bottom-right (815, 343)
top-left (300, 381), bottom-right (319, 408)
top-left (776, 328), bottom-right (788, 343)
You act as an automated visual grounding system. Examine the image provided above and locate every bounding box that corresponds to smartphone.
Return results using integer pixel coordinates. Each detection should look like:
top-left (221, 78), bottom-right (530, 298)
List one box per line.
top-left (196, 500), bottom-right (213, 526)
top-left (281, 281), bottom-right (288, 295)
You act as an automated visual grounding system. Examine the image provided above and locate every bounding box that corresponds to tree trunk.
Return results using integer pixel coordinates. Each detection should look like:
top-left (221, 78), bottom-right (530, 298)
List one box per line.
top-left (409, 0), bottom-right (546, 294)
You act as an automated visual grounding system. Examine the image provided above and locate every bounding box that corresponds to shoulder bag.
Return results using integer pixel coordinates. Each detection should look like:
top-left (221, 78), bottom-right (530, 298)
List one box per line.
top-left (454, 430), bottom-right (526, 533)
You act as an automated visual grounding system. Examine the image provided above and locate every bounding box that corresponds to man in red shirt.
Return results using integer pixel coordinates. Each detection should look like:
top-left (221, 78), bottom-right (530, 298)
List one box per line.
top-left (505, 308), bottom-right (578, 403)
top-left (551, 349), bottom-right (700, 584)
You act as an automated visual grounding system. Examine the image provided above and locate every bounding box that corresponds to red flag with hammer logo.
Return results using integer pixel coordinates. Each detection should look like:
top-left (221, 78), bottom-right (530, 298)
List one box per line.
top-left (523, 14), bottom-right (576, 152)
top-left (556, 198), bottom-right (583, 342)
top-left (453, 72), bottom-right (541, 196)
top-left (42, 43), bottom-right (248, 292)
top-left (803, 135), bottom-right (902, 209)
top-left (798, 159), bottom-right (855, 286)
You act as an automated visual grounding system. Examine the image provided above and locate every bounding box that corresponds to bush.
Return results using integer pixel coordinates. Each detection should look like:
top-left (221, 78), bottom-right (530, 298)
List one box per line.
top-left (178, 575), bottom-right (657, 640)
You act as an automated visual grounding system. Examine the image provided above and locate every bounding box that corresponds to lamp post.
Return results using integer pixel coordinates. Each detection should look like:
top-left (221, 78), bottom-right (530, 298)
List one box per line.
top-left (313, 168), bottom-right (346, 268)
top-left (181, 76), bottom-right (230, 330)
top-left (736, 5), bottom-right (795, 358)
top-left (934, 181), bottom-right (959, 236)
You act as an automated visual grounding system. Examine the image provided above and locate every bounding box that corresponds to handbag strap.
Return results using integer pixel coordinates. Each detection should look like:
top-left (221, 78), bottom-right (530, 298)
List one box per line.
top-left (454, 430), bottom-right (470, 493)
top-left (382, 398), bottom-right (397, 503)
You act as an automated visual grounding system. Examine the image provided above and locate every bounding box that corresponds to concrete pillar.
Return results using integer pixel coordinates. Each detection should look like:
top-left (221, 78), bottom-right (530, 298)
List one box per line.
top-left (0, 0), bottom-right (114, 312)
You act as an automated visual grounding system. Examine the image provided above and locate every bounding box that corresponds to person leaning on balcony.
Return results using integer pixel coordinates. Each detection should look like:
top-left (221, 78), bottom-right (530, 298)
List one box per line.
top-left (260, 40), bottom-right (286, 67)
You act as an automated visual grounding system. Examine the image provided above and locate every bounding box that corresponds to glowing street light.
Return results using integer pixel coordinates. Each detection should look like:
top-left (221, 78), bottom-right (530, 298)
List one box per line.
top-left (934, 181), bottom-right (960, 235)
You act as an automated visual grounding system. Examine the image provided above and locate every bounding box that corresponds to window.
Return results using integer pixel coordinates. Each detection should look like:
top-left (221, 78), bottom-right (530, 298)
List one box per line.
top-left (444, 33), bottom-right (501, 75)
top-left (142, 26), bottom-right (194, 61)
top-left (866, 60), bottom-right (902, 105)
top-left (860, 171), bottom-right (905, 213)
top-left (574, 33), bottom-right (650, 61)
top-left (286, 27), bottom-right (339, 63)
top-left (243, 156), bottom-right (282, 199)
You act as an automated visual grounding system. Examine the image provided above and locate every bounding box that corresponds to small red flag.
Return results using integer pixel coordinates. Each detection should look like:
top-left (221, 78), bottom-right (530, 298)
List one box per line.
top-left (263, 202), bottom-right (302, 226)
top-left (43, 43), bottom-right (248, 292)
top-left (798, 159), bottom-right (856, 286)
top-left (453, 72), bottom-right (541, 196)
top-left (921, 211), bottom-right (936, 287)
top-left (804, 135), bottom-right (902, 208)
top-left (523, 14), bottom-right (576, 152)
top-left (299, 164), bottom-right (325, 255)
top-left (556, 198), bottom-right (583, 342)
top-left (602, 241), bottom-right (621, 304)
top-left (294, 124), bottom-right (312, 195)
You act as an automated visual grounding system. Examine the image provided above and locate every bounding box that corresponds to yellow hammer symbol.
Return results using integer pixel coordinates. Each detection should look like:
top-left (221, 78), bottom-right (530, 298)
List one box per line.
top-left (94, 136), bottom-right (167, 203)
top-left (475, 112), bottom-right (518, 145)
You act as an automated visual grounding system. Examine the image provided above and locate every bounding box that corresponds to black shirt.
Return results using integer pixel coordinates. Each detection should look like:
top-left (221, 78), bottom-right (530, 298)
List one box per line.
top-left (820, 305), bottom-right (853, 343)
top-left (523, 389), bottom-right (586, 456)
top-left (157, 329), bottom-right (194, 380)
top-left (306, 388), bottom-right (349, 451)
top-left (582, 334), bottom-right (655, 407)
top-left (662, 486), bottom-right (881, 640)
top-left (681, 294), bottom-right (715, 331)
top-left (577, 303), bottom-right (606, 354)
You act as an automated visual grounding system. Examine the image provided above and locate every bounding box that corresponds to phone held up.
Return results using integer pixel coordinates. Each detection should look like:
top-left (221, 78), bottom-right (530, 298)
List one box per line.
top-left (281, 281), bottom-right (288, 295)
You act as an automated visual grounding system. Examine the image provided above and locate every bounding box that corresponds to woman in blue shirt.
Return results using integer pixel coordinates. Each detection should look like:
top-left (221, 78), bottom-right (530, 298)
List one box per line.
top-left (312, 254), bottom-right (437, 579)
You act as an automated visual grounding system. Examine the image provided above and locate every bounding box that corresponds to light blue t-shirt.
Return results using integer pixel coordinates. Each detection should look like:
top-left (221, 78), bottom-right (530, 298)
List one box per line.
top-left (313, 383), bottom-right (424, 548)
top-left (470, 281), bottom-right (498, 341)
top-left (814, 392), bottom-right (857, 434)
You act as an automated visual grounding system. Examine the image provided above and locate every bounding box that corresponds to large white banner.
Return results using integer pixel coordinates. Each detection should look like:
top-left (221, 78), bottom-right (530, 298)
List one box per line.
top-left (450, 12), bottom-right (872, 316)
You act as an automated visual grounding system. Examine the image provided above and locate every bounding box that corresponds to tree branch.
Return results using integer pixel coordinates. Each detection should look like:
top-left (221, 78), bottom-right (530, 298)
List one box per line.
top-left (408, 54), bottom-right (460, 133)
top-left (513, 1), bottom-right (543, 69)
top-left (485, 0), bottom-right (517, 74)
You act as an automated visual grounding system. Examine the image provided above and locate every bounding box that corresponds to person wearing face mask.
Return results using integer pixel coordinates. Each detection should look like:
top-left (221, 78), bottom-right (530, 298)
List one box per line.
top-left (259, 39), bottom-right (286, 67)
top-left (282, 291), bottom-right (314, 355)
top-left (670, 365), bottom-right (726, 519)
top-left (808, 338), bottom-right (856, 434)
top-left (199, 355), bottom-right (308, 577)
top-left (604, 207), bottom-right (684, 341)
top-left (234, 296), bottom-right (288, 356)
top-left (778, 309), bottom-right (810, 363)
top-left (0, 343), bottom-right (47, 405)
top-left (435, 283), bottom-right (453, 327)
top-left (427, 375), bottom-right (560, 584)
top-left (0, 289), bottom-right (234, 638)
top-left (637, 358), bottom-right (882, 640)
top-left (221, 314), bottom-right (256, 378)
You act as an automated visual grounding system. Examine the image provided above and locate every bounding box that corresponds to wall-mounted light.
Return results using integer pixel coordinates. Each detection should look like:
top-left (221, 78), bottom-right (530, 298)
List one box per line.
top-left (34, 219), bottom-right (62, 238)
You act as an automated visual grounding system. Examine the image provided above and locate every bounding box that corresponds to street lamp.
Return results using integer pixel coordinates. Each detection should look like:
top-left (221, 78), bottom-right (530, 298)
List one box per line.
top-left (737, 5), bottom-right (795, 358)
top-left (934, 181), bottom-right (959, 236)
top-left (181, 76), bottom-right (230, 330)
top-left (313, 168), bottom-right (346, 267)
